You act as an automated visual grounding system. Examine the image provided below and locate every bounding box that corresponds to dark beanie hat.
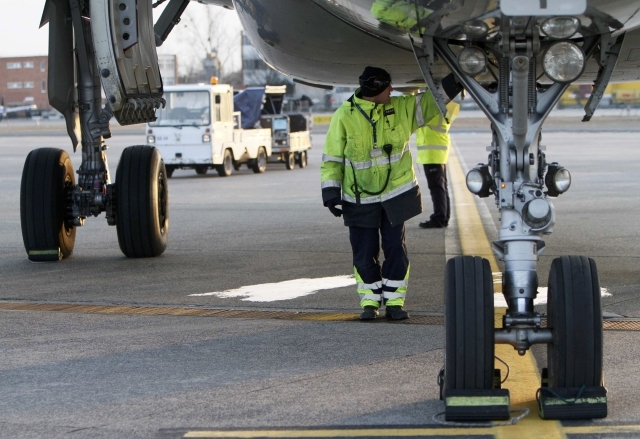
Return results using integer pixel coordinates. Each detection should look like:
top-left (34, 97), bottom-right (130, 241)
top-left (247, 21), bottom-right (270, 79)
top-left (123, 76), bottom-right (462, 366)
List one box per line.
top-left (359, 66), bottom-right (391, 97)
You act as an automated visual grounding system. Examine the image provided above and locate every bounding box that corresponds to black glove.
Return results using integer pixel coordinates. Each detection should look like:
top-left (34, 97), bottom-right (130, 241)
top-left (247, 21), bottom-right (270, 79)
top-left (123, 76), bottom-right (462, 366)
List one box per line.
top-left (325, 198), bottom-right (342, 217)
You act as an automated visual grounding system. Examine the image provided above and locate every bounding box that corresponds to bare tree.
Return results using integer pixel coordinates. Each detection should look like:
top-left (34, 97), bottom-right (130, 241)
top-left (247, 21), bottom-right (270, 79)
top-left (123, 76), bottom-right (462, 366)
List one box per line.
top-left (180, 6), bottom-right (241, 82)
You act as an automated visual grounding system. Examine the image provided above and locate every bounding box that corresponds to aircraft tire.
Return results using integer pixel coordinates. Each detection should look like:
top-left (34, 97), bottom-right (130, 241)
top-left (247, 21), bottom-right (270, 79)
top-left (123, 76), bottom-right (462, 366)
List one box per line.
top-left (20, 148), bottom-right (76, 261)
top-left (298, 151), bottom-right (308, 168)
top-left (285, 152), bottom-right (295, 170)
top-left (216, 149), bottom-right (233, 177)
top-left (115, 145), bottom-right (168, 258)
top-left (547, 255), bottom-right (603, 388)
top-left (252, 147), bottom-right (267, 174)
top-left (444, 255), bottom-right (495, 391)
top-left (195, 166), bottom-right (208, 175)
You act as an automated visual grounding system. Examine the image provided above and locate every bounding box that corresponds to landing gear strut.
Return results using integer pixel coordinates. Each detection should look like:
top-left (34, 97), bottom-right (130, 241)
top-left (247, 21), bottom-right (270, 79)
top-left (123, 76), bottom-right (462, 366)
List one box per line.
top-left (23, 0), bottom-right (186, 260)
top-left (413, 10), bottom-right (614, 421)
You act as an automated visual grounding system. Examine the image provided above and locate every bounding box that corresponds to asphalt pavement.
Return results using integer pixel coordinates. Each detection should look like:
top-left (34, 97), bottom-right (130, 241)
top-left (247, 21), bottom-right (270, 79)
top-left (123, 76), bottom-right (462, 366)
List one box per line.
top-left (0, 116), bottom-right (639, 438)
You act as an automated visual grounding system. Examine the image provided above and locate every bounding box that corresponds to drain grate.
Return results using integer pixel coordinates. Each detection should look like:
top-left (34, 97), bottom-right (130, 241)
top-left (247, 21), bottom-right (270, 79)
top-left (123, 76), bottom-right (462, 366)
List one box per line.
top-left (0, 302), bottom-right (638, 330)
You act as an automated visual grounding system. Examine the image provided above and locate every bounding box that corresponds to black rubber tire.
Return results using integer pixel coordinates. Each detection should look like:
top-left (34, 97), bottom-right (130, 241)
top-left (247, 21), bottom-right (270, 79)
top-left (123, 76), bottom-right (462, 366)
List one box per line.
top-left (195, 166), bottom-right (208, 175)
top-left (298, 151), bottom-right (308, 168)
top-left (547, 255), bottom-right (603, 388)
top-left (115, 145), bottom-right (169, 258)
top-left (216, 149), bottom-right (233, 177)
top-left (166, 166), bottom-right (175, 178)
top-left (252, 147), bottom-right (267, 174)
top-left (444, 256), bottom-right (495, 391)
top-left (233, 161), bottom-right (242, 171)
top-left (285, 152), bottom-right (295, 170)
top-left (20, 148), bottom-right (76, 260)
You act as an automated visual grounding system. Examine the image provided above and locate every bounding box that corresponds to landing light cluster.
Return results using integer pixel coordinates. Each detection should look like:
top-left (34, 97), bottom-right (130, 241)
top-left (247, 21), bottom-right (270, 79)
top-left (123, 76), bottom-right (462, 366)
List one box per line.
top-left (457, 17), bottom-right (584, 83)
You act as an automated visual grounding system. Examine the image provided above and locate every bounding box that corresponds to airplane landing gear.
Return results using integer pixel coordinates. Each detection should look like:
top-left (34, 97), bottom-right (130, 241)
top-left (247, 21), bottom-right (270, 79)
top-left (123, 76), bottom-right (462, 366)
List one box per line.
top-left (21, 0), bottom-right (183, 260)
top-left (411, 11), bottom-right (612, 421)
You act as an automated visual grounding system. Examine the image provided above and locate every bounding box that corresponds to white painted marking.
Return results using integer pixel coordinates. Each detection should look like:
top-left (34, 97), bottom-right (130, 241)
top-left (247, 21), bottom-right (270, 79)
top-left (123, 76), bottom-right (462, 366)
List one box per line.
top-left (189, 275), bottom-right (356, 302)
top-left (494, 287), bottom-right (611, 307)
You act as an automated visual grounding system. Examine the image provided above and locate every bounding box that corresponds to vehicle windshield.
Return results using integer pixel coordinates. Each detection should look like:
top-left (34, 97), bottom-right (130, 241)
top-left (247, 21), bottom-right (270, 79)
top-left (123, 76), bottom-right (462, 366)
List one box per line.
top-left (273, 118), bottom-right (288, 131)
top-left (150, 90), bottom-right (210, 127)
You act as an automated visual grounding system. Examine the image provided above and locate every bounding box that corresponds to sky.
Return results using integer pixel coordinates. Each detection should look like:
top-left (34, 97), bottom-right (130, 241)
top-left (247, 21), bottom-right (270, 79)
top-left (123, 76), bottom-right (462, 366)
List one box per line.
top-left (0, 0), bottom-right (243, 74)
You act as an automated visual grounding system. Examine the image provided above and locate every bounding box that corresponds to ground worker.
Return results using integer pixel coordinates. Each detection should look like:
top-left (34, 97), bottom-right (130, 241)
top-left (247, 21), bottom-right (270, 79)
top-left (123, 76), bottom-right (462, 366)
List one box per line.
top-left (416, 101), bottom-right (460, 228)
top-left (320, 66), bottom-right (461, 321)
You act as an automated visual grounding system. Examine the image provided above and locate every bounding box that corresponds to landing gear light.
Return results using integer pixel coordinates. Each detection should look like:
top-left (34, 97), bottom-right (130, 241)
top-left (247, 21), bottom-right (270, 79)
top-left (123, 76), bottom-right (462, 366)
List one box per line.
top-left (466, 164), bottom-right (492, 197)
top-left (542, 41), bottom-right (585, 83)
top-left (541, 17), bottom-right (581, 39)
top-left (545, 163), bottom-right (571, 196)
top-left (457, 47), bottom-right (487, 77)
top-left (462, 20), bottom-right (489, 38)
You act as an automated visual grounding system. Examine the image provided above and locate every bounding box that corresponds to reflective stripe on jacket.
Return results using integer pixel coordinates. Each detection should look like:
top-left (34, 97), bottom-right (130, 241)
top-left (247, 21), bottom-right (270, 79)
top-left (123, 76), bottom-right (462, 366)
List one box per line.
top-left (321, 89), bottom-right (440, 207)
top-left (415, 102), bottom-right (460, 165)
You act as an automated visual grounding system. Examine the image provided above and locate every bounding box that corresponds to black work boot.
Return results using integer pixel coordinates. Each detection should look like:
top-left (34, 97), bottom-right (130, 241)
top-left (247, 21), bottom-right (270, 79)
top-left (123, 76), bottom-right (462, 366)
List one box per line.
top-left (360, 306), bottom-right (379, 321)
top-left (385, 305), bottom-right (409, 320)
top-left (419, 220), bottom-right (446, 229)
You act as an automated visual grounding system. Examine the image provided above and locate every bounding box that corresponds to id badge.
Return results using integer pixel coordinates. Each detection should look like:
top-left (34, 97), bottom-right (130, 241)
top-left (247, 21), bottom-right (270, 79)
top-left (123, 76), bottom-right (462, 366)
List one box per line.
top-left (370, 148), bottom-right (383, 158)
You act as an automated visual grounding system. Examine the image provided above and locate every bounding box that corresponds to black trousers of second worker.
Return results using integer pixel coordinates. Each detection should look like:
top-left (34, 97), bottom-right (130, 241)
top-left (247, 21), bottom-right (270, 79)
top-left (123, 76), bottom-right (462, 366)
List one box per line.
top-left (424, 164), bottom-right (450, 226)
top-left (349, 209), bottom-right (409, 306)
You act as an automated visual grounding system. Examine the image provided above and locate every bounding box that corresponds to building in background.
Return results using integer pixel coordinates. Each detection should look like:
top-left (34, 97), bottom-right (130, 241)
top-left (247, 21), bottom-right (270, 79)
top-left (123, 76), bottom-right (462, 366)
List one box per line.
top-left (158, 54), bottom-right (178, 86)
top-left (0, 55), bottom-right (49, 111)
top-left (241, 32), bottom-right (289, 87)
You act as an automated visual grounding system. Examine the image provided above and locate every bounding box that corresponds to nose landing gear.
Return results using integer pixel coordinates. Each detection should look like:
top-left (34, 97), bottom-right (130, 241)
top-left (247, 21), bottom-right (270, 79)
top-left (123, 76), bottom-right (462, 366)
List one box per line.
top-left (414, 15), bottom-right (610, 421)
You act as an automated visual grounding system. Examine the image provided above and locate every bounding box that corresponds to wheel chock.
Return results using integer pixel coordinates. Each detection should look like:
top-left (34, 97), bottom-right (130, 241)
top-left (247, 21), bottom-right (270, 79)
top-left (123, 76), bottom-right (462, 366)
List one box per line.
top-left (28, 249), bottom-right (62, 262)
top-left (444, 389), bottom-right (511, 421)
top-left (537, 386), bottom-right (607, 420)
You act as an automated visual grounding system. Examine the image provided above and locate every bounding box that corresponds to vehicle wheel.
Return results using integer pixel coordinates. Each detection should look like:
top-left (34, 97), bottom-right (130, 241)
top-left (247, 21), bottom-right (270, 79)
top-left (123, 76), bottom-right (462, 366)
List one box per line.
top-left (252, 147), bottom-right (267, 174)
top-left (115, 145), bottom-right (168, 258)
top-left (216, 149), bottom-right (233, 177)
top-left (20, 148), bottom-right (76, 261)
top-left (233, 160), bottom-right (242, 171)
top-left (195, 166), bottom-right (208, 175)
top-left (285, 152), bottom-right (295, 170)
top-left (547, 256), bottom-right (603, 388)
top-left (444, 256), bottom-right (495, 392)
top-left (298, 151), bottom-right (308, 168)
top-left (166, 166), bottom-right (175, 178)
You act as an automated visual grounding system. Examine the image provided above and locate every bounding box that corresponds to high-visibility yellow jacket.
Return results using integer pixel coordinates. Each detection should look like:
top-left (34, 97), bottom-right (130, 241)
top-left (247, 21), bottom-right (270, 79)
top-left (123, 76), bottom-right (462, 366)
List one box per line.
top-left (415, 101), bottom-right (460, 165)
top-left (370, 0), bottom-right (431, 33)
top-left (321, 89), bottom-right (441, 226)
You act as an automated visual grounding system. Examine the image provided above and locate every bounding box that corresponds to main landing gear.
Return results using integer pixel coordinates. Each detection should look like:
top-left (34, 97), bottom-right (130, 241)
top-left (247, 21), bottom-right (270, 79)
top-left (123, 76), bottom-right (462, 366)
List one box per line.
top-left (22, 0), bottom-right (187, 261)
top-left (411, 9), bottom-right (616, 421)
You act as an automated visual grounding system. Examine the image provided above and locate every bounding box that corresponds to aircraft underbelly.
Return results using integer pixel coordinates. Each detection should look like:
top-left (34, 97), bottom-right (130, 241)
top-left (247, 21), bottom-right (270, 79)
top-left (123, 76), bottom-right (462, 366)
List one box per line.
top-left (233, 0), bottom-right (448, 86)
top-left (234, 0), bottom-right (640, 86)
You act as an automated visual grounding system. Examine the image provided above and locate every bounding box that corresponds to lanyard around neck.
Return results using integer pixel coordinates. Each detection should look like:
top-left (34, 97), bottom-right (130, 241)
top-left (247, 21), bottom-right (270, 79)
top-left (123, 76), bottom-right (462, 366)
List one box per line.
top-left (353, 100), bottom-right (377, 147)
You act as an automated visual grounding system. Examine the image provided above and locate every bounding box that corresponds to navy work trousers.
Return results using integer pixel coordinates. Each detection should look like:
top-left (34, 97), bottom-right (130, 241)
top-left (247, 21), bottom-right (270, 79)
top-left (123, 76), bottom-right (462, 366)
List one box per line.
top-left (424, 164), bottom-right (450, 226)
top-left (348, 208), bottom-right (409, 305)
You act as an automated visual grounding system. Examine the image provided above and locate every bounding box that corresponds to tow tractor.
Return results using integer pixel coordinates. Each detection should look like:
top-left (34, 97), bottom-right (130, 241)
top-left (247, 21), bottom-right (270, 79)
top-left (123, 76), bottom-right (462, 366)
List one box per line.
top-left (147, 83), bottom-right (311, 177)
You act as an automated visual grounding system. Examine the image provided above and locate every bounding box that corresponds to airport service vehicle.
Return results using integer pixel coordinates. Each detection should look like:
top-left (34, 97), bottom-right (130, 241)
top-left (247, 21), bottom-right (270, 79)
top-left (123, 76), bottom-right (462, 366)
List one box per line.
top-left (146, 84), bottom-right (311, 176)
top-left (27, 0), bottom-right (640, 423)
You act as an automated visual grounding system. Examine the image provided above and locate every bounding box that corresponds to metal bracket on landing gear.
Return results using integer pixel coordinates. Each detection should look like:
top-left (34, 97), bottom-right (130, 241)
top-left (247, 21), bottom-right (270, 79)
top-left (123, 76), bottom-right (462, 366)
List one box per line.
top-left (583, 33), bottom-right (624, 121)
top-left (410, 36), bottom-right (449, 121)
top-left (90, 0), bottom-right (165, 125)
